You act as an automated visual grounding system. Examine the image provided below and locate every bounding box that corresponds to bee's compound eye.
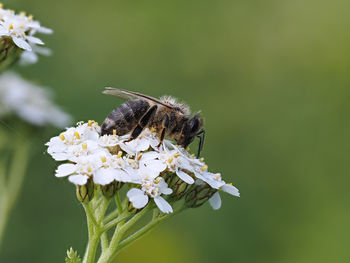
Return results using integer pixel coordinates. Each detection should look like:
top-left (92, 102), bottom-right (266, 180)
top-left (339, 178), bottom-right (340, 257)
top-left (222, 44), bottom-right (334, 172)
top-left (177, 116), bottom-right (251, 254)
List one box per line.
top-left (189, 117), bottom-right (200, 133)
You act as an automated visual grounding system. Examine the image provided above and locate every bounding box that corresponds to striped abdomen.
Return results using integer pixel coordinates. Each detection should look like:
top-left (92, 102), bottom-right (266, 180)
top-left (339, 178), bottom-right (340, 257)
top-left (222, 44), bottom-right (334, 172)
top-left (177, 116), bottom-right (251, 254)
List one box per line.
top-left (101, 99), bottom-right (150, 135)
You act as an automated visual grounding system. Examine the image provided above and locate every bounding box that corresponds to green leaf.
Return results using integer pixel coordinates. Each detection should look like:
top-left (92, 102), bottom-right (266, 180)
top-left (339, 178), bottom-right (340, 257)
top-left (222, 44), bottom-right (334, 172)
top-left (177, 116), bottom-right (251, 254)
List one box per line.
top-left (65, 247), bottom-right (82, 263)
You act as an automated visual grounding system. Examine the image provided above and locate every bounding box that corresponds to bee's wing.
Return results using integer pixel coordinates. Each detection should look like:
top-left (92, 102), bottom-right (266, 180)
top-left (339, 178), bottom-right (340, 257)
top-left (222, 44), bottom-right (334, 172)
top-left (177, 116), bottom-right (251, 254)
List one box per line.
top-left (103, 87), bottom-right (172, 108)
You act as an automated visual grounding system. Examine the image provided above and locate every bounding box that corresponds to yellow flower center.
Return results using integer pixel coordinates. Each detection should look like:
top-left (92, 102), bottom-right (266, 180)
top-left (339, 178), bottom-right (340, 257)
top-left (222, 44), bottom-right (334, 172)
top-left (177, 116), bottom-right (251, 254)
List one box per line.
top-left (74, 132), bottom-right (80, 139)
top-left (59, 134), bottom-right (65, 141)
top-left (200, 165), bottom-right (208, 171)
top-left (82, 143), bottom-right (88, 150)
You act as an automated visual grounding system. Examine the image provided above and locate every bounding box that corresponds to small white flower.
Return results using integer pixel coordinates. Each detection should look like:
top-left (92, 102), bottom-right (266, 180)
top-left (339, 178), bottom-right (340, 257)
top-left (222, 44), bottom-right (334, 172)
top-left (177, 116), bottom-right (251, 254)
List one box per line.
top-left (0, 72), bottom-right (71, 127)
top-left (127, 167), bottom-right (173, 213)
top-left (0, 6), bottom-right (52, 53)
top-left (55, 155), bottom-right (100, 185)
top-left (98, 134), bottom-right (120, 147)
top-left (46, 127), bottom-right (85, 161)
top-left (93, 151), bottom-right (136, 185)
top-left (119, 128), bottom-right (160, 155)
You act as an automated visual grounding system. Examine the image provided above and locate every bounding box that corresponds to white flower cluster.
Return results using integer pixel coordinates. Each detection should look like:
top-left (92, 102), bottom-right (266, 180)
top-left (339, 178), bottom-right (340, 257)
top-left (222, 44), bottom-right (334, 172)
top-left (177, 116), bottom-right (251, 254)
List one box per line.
top-left (0, 72), bottom-right (71, 127)
top-left (46, 121), bottom-right (240, 213)
top-left (0, 3), bottom-right (52, 64)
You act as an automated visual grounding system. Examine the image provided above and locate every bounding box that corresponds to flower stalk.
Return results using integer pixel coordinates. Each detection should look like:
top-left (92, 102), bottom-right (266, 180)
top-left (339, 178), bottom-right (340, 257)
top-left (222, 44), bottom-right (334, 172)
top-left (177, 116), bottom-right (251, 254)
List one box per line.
top-left (0, 131), bottom-right (30, 249)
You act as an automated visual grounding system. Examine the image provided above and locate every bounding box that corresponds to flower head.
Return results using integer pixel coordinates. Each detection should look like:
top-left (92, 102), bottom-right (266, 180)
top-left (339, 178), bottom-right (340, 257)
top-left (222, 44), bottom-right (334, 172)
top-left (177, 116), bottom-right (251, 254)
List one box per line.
top-left (0, 4), bottom-right (52, 65)
top-left (46, 121), bottom-right (239, 213)
top-left (0, 72), bottom-right (71, 128)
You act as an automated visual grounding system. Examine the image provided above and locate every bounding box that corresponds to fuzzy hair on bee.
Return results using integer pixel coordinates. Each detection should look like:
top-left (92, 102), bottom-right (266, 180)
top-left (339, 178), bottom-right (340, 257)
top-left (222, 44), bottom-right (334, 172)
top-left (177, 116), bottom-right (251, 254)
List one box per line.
top-left (101, 88), bottom-right (206, 157)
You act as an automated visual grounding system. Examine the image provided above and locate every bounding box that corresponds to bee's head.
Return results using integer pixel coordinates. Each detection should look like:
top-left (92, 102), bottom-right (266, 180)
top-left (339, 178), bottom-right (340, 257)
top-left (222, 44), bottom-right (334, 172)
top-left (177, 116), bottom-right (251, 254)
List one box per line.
top-left (177, 113), bottom-right (203, 149)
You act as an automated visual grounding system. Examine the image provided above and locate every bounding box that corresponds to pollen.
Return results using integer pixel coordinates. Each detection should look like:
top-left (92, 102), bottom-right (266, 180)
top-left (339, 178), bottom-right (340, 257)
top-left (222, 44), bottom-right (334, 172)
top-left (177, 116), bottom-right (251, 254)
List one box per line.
top-left (154, 178), bottom-right (160, 184)
top-left (101, 156), bottom-right (107, 163)
top-left (137, 153), bottom-right (143, 161)
top-left (88, 120), bottom-right (93, 127)
top-left (168, 157), bottom-right (174, 163)
top-left (200, 157), bottom-right (204, 162)
top-left (150, 127), bottom-right (156, 133)
top-left (174, 153), bottom-right (179, 158)
top-left (74, 132), bottom-right (80, 139)
top-left (82, 143), bottom-right (88, 150)
top-left (113, 129), bottom-right (117, 136)
top-left (117, 151), bottom-right (123, 158)
top-left (19, 11), bottom-right (26, 16)
top-left (28, 15), bottom-right (33, 21)
top-left (9, 24), bottom-right (13, 30)
top-left (200, 165), bottom-right (208, 171)
top-left (59, 134), bottom-right (65, 141)
top-left (87, 166), bottom-right (92, 173)
top-left (227, 182), bottom-right (233, 186)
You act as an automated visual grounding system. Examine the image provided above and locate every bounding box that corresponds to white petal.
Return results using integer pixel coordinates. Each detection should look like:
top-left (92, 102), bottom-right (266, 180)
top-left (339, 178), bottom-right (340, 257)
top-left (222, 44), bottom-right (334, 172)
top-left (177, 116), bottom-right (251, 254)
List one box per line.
top-left (114, 169), bottom-right (132, 183)
top-left (68, 174), bottom-right (89, 185)
top-left (221, 184), bottom-right (240, 197)
top-left (55, 163), bottom-right (75, 177)
top-left (161, 187), bottom-right (173, 195)
top-left (176, 170), bottom-right (194, 184)
top-left (49, 152), bottom-right (69, 161)
top-left (12, 37), bottom-right (32, 51)
top-left (94, 168), bottom-right (115, 185)
top-left (26, 36), bottom-right (44, 45)
top-left (154, 196), bottom-right (173, 214)
top-left (127, 188), bottom-right (149, 209)
top-left (146, 160), bottom-right (167, 173)
top-left (37, 26), bottom-right (53, 34)
top-left (140, 151), bottom-right (159, 161)
top-left (135, 138), bottom-right (150, 152)
top-left (209, 192), bottom-right (222, 210)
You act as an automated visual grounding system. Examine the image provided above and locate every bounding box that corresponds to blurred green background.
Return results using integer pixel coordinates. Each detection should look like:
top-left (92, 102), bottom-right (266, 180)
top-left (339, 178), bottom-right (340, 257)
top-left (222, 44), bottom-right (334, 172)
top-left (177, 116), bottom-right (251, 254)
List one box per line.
top-left (1, 0), bottom-right (350, 262)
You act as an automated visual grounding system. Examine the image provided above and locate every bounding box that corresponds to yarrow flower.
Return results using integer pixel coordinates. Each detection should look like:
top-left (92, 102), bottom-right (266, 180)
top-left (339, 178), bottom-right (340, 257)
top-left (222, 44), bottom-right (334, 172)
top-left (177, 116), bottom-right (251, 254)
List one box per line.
top-left (0, 72), bottom-right (71, 127)
top-left (0, 3), bottom-right (52, 65)
top-left (46, 120), bottom-right (240, 213)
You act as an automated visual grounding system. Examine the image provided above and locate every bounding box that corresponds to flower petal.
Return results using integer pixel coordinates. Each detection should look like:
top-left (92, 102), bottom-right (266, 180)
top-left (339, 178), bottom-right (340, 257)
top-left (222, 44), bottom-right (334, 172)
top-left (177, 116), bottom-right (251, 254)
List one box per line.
top-left (176, 170), bottom-right (194, 184)
top-left (127, 188), bottom-right (148, 209)
top-left (55, 163), bottom-right (75, 177)
top-left (12, 37), bottom-right (32, 51)
top-left (68, 174), bottom-right (89, 185)
top-left (209, 192), bottom-right (222, 210)
top-left (221, 184), bottom-right (240, 197)
top-left (94, 168), bottom-right (115, 185)
top-left (26, 36), bottom-right (44, 45)
top-left (154, 196), bottom-right (173, 214)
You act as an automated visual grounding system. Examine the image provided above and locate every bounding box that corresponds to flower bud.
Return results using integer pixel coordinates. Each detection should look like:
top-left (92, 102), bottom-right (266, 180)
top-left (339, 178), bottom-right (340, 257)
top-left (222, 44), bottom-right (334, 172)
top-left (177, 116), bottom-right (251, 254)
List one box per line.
top-left (0, 38), bottom-right (22, 72)
top-left (165, 173), bottom-right (190, 201)
top-left (185, 183), bottom-right (217, 208)
top-left (101, 181), bottom-right (123, 199)
top-left (76, 178), bottom-right (94, 202)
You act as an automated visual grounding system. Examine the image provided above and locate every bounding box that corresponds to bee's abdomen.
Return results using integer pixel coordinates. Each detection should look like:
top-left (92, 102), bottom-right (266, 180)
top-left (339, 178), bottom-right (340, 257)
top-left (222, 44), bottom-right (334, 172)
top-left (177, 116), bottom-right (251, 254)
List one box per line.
top-left (101, 99), bottom-right (150, 135)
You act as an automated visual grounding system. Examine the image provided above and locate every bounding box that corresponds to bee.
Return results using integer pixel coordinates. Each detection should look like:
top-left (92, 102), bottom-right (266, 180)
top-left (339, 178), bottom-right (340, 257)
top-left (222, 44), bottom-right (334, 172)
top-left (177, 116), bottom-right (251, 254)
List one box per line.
top-left (101, 87), bottom-right (205, 157)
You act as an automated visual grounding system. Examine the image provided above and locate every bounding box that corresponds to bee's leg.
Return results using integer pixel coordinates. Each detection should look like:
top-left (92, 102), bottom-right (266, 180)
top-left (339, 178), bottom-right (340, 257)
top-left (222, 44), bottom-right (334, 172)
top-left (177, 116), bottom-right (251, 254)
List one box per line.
top-left (125, 105), bottom-right (158, 142)
top-left (196, 129), bottom-right (205, 158)
top-left (157, 114), bottom-right (169, 148)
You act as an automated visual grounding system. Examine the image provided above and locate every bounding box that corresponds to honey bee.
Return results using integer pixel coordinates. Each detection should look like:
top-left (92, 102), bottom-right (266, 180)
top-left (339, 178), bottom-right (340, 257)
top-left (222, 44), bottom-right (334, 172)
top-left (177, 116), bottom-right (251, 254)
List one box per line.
top-left (101, 88), bottom-right (205, 157)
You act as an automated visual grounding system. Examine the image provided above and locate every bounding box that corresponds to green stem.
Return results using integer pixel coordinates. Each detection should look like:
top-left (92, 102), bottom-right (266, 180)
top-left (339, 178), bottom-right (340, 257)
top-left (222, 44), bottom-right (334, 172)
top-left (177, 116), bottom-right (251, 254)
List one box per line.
top-left (97, 204), bottom-right (153, 263)
top-left (103, 210), bottom-right (118, 224)
top-left (117, 205), bottom-right (187, 252)
top-left (115, 193), bottom-right (123, 214)
top-left (82, 203), bottom-right (100, 263)
top-left (0, 135), bottom-right (30, 249)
